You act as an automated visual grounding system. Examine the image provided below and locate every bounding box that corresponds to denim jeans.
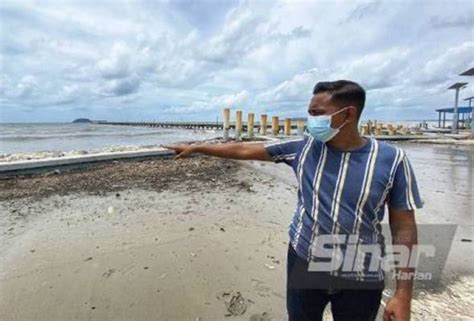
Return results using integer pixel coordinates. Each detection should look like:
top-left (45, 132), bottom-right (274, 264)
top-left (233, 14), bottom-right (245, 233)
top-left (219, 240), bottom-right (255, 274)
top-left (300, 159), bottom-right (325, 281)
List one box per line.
top-left (286, 245), bottom-right (384, 321)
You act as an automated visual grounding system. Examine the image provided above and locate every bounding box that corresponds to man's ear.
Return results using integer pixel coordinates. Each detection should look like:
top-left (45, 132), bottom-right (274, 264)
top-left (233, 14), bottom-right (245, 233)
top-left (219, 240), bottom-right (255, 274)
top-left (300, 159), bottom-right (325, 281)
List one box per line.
top-left (346, 106), bottom-right (359, 123)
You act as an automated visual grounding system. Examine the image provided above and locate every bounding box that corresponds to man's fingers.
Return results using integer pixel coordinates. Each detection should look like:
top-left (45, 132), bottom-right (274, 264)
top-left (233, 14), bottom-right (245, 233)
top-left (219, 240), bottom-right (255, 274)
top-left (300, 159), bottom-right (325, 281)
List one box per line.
top-left (161, 144), bottom-right (181, 159)
top-left (161, 144), bottom-right (175, 150)
top-left (161, 144), bottom-right (191, 159)
top-left (383, 307), bottom-right (392, 321)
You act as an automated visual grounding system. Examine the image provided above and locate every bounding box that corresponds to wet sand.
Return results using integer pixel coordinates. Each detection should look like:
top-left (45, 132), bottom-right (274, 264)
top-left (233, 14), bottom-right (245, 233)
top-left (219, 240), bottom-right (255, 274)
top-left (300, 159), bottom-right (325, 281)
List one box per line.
top-left (1, 157), bottom-right (296, 321)
top-left (0, 143), bottom-right (473, 321)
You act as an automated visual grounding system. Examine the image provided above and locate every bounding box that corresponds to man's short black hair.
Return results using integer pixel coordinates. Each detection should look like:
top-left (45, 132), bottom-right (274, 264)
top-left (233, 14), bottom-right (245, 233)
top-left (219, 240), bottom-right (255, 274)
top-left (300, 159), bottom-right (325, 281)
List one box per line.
top-left (313, 80), bottom-right (366, 118)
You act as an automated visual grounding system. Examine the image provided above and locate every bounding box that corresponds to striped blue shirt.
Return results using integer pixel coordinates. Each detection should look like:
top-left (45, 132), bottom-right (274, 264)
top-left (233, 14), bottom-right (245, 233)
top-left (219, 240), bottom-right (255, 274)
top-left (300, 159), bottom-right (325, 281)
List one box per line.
top-left (265, 136), bottom-right (423, 282)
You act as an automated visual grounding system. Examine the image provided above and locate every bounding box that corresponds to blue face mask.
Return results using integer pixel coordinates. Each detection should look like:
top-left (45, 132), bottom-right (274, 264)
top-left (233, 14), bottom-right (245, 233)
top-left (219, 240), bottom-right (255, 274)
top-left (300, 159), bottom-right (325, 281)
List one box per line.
top-left (307, 108), bottom-right (348, 142)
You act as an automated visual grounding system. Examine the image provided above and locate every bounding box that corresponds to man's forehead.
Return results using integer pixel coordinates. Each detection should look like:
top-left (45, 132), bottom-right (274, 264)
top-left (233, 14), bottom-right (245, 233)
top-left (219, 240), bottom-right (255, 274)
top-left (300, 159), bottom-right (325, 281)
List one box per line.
top-left (310, 92), bottom-right (333, 107)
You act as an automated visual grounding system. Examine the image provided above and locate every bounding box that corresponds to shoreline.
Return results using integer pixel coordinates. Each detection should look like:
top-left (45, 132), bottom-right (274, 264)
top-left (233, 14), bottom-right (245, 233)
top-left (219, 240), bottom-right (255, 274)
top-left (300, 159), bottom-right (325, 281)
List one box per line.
top-left (0, 136), bottom-right (275, 176)
top-left (1, 135), bottom-right (472, 178)
top-left (1, 143), bottom-right (473, 320)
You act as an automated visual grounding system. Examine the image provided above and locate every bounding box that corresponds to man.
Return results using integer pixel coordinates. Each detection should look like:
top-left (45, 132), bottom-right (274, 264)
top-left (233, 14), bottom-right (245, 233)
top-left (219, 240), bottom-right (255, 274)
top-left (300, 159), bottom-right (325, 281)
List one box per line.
top-left (164, 80), bottom-right (422, 321)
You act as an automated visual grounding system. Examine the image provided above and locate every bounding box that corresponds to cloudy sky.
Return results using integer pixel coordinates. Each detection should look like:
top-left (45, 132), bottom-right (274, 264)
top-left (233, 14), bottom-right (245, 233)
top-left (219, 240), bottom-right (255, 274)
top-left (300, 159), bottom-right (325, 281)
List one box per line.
top-left (1, 0), bottom-right (473, 123)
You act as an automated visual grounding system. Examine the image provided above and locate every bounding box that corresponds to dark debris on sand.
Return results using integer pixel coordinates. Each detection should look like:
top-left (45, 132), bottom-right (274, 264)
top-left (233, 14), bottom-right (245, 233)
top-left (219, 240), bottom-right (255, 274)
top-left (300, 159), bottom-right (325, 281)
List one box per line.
top-left (0, 156), bottom-right (247, 201)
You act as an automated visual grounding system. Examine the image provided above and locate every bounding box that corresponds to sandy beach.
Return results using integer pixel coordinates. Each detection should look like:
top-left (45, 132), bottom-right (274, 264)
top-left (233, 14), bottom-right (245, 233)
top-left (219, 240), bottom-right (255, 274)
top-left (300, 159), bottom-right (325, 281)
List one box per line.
top-left (1, 142), bottom-right (473, 321)
top-left (2, 1), bottom-right (473, 319)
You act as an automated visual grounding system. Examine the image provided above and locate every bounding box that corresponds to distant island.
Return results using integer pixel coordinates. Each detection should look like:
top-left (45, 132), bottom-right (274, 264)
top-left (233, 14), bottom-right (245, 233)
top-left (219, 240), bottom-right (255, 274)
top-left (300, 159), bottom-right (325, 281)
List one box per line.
top-left (72, 118), bottom-right (92, 123)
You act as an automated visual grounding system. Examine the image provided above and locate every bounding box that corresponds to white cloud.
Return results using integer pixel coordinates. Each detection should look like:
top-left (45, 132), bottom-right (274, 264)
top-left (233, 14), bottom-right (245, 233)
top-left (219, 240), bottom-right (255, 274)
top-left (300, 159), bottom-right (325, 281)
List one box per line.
top-left (0, 0), bottom-right (473, 122)
top-left (1, 75), bottom-right (40, 99)
top-left (219, 90), bottom-right (249, 107)
top-left (98, 76), bottom-right (141, 97)
top-left (163, 90), bottom-right (249, 114)
top-left (257, 68), bottom-right (320, 105)
top-left (16, 75), bottom-right (39, 98)
top-left (96, 43), bottom-right (133, 79)
top-left (417, 41), bottom-right (474, 85)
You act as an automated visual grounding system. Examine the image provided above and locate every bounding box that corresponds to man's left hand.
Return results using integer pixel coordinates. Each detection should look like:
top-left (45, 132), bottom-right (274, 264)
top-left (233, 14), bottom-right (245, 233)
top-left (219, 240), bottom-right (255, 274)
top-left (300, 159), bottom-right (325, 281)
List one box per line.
top-left (384, 295), bottom-right (411, 321)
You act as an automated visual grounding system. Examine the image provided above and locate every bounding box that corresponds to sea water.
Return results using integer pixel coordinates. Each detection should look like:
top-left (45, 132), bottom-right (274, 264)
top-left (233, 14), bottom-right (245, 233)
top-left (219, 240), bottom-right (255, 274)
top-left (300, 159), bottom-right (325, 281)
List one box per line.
top-left (0, 123), bottom-right (219, 160)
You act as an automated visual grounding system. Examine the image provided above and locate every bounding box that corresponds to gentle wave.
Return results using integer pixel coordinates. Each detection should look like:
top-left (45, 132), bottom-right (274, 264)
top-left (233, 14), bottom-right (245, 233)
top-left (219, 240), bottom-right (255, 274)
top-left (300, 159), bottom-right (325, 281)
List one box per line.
top-left (0, 123), bottom-right (221, 155)
top-left (0, 129), bottom-right (218, 142)
top-left (0, 144), bottom-right (162, 162)
top-left (0, 135), bottom-right (225, 163)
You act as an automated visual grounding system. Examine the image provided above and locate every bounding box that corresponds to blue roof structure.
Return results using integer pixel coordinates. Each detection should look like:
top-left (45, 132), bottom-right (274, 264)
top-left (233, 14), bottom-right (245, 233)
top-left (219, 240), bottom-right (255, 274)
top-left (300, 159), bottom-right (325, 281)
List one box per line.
top-left (435, 107), bottom-right (473, 113)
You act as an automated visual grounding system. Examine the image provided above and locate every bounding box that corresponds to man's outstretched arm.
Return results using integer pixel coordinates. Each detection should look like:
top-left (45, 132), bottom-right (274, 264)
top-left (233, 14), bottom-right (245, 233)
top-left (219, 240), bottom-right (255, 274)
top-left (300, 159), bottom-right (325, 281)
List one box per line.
top-left (162, 142), bottom-right (272, 161)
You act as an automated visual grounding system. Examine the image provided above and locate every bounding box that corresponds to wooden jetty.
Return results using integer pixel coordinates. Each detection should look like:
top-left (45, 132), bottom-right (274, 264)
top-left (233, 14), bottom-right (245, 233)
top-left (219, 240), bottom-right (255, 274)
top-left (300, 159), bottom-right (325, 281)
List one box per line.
top-left (93, 108), bottom-right (306, 138)
top-left (94, 108), bottom-right (432, 141)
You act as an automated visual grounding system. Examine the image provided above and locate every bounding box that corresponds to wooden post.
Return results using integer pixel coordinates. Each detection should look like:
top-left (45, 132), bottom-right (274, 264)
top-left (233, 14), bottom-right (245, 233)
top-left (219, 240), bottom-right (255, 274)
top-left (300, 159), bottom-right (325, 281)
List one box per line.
top-left (247, 112), bottom-right (255, 138)
top-left (297, 119), bottom-right (305, 136)
top-left (387, 123), bottom-right (395, 136)
top-left (235, 110), bottom-right (243, 140)
top-left (394, 125), bottom-right (402, 135)
top-left (260, 114), bottom-right (268, 135)
top-left (284, 118), bottom-right (291, 136)
top-left (374, 124), bottom-right (382, 136)
top-left (272, 116), bottom-right (279, 136)
top-left (223, 108), bottom-right (230, 141)
top-left (361, 125), bottom-right (369, 136)
top-left (367, 120), bottom-right (372, 135)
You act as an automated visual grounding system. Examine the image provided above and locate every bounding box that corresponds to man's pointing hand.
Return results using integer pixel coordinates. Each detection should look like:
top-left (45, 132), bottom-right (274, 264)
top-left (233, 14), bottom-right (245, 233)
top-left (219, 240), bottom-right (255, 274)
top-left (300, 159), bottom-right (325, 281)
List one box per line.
top-left (161, 144), bottom-right (196, 159)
